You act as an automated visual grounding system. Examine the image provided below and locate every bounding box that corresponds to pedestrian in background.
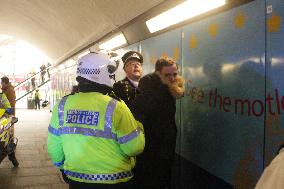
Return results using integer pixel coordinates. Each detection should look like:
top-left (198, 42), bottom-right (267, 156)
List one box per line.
top-left (40, 64), bottom-right (46, 83)
top-left (34, 89), bottom-right (41, 110)
top-left (30, 69), bottom-right (36, 89)
top-left (47, 62), bottom-right (51, 79)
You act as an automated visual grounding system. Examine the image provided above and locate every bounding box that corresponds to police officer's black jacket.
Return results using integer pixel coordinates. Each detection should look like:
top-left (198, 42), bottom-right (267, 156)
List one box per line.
top-left (131, 73), bottom-right (177, 188)
top-left (113, 77), bottom-right (139, 109)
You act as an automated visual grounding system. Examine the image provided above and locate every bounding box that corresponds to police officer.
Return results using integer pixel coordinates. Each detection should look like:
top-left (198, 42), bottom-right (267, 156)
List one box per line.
top-left (113, 51), bottom-right (143, 109)
top-left (47, 52), bottom-right (145, 189)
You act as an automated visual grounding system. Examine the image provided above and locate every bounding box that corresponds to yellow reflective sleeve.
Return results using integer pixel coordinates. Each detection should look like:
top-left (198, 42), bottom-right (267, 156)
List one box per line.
top-left (47, 102), bottom-right (65, 169)
top-left (113, 101), bottom-right (145, 157)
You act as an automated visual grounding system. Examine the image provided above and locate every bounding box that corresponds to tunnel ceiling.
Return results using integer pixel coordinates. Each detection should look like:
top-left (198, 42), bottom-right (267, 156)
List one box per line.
top-left (0, 0), bottom-right (163, 63)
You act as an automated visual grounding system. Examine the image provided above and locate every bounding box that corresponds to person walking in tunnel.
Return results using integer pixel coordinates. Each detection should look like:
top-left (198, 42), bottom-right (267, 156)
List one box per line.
top-left (30, 69), bottom-right (36, 89)
top-left (47, 52), bottom-right (145, 189)
top-left (113, 51), bottom-right (143, 109)
top-left (40, 63), bottom-right (46, 83)
top-left (1, 76), bottom-right (19, 167)
top-left (131, 57), bottom-right (184, 189)
top-left (34, 89), bottom-right (41, 110)
top-left (47, 62), bottom-right (51, 79)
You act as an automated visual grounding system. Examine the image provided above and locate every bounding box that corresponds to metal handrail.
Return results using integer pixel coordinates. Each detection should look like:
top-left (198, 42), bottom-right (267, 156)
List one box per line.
top-left (14, 66), bottom-right (52, 89)
top-left (15, 79), bottom-right (50, 102)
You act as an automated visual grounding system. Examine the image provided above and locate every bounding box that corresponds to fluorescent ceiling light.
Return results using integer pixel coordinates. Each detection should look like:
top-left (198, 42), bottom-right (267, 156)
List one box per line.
top-left (99, 33), bottom-right (127, 50)
top-left (146, 0), bottom-right (226, 33)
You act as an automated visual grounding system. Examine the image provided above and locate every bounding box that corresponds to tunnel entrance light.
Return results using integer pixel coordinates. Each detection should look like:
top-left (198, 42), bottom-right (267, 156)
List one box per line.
top-left (99, 33), bottom-right (127, 50)
top-left (146, 0), bottom-right (226, 33)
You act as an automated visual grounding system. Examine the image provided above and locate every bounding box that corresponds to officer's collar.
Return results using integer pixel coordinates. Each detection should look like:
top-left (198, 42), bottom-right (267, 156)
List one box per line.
top-left (127, 77), bottom-right (139, 88)
top-left (78, 83), bottom-right (112, 94)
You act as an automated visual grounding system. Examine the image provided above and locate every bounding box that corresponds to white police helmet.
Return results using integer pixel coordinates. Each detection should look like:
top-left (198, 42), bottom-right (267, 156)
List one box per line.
top-left (77, 52), bottom-right (119, 87)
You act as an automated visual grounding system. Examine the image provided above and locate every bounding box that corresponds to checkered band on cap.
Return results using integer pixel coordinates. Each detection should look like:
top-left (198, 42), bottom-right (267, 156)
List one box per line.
top-left (77, 68), bottom-right (100, 75)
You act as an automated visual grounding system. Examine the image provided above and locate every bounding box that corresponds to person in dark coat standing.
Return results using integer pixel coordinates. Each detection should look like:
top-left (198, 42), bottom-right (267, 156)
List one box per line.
top-left (113, 51), bottom-right (143, 108)
top-left (132, 57), bottom-right (184, 189)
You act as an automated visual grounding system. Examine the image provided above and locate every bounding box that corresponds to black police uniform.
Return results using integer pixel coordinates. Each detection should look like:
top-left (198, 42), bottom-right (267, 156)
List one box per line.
top-left (113, 77), bottom-right (139, 109)
top-left (113, 51), bottom-right (143, 109)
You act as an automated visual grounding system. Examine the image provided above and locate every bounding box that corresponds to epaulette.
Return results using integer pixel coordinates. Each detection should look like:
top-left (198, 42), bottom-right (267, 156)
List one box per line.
top-left (108, 91), bottom-right (121, 101)
top-left (121, 80), bottom-right (130, 85)
top-left (116, 80), bottom-right (126, 86)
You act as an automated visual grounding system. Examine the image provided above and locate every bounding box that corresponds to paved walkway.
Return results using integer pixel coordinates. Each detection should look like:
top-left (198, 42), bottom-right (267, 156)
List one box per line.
top-left (0, 109), bottom-right (68, 189)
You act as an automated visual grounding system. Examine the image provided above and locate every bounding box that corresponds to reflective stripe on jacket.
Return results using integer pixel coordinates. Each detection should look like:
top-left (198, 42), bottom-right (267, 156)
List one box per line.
top-left (47, 92), bottom-right (145, 184)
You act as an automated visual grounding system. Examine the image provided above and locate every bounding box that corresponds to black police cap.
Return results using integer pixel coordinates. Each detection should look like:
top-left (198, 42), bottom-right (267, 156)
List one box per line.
top-left (122, 51), bottom-right (143, 67)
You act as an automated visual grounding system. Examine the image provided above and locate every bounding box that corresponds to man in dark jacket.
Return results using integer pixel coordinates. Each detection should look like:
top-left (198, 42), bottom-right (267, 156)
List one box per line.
top-left (132, 57), bottom-right (184, 189)
top-left (113, 51), bottom-right (143, 108)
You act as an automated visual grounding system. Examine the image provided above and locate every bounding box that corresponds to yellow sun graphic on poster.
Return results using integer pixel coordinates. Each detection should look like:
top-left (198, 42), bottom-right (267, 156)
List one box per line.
top-left (150, 55), bottom-right (157, 64)
top-left (161, 52), bottom-right (169, 58)
top-left (189, 35), bottom-right (197, 49)
top-left (209, 23), bottom-right (218, 38)
top-left (173, 47), bottom-right (180, 61)
top-left (234, 12), bottom-right (246, 28)
top-left (267, 13), bottom-right (281, 32)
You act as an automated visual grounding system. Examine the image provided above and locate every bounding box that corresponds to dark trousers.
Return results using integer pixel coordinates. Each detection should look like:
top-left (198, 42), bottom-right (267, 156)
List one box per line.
top-left (69, 181), bottom-right (135, 189)
top-left (62, 172), bottom-right (135, 189)
top-left (34, 99), bottom-right (40, 110)
top-left (0, 148), bottom-right (17, 164)
top-left (8, 152), bottom-right (16, 161)
top-left (134, 160), bottom-right (172, 189)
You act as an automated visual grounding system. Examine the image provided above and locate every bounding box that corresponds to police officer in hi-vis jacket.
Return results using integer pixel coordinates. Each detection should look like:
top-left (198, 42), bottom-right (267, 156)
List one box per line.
top-left (47, 52), bottom-right (145, 189)
top-left (113, 51), bottom-right (143, 109)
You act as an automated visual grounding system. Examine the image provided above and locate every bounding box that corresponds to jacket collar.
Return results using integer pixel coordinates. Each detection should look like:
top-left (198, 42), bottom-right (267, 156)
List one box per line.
top-left (124, 77), bottom-right (138, 88)
top-left (78, 83), bottom-right (112, 95)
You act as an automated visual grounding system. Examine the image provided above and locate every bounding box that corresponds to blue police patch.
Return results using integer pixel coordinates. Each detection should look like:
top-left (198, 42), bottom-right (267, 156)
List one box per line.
top-left (66, 110), bottom-right (99, 126)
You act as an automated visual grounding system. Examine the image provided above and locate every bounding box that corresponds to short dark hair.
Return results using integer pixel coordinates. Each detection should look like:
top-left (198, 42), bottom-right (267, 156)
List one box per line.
top-left (155, 57), bottom-right (178, 72)
top-left (1, 76), bottom-right (9, 84)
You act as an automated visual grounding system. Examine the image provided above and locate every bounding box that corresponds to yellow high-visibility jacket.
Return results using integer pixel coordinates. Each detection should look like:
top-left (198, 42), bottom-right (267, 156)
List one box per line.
top-left (48, 92), bottom-right (145, 184)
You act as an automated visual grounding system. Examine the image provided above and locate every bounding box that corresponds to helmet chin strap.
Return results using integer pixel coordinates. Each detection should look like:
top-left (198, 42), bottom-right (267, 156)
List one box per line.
top-left (109, 74), bottom-right (116, 83)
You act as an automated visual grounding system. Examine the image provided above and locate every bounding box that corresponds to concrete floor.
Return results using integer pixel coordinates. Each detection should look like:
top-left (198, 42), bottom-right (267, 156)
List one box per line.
top-left (0, 109), bottom-right (68, 189)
